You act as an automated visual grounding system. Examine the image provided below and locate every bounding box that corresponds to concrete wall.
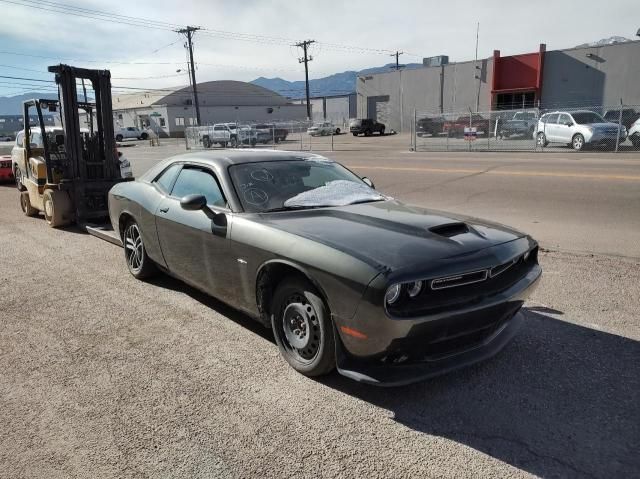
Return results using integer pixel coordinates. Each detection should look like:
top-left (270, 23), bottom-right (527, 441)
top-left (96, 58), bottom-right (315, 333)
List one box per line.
top-left (356, 59), bottom-right (493, 132)
top-left (541, 40), bottom-right (640, 109)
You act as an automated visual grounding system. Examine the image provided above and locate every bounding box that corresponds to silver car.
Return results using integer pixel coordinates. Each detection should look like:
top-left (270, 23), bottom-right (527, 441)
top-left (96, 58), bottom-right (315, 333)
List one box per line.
top-left (534, 110), bottom-right (627, 150)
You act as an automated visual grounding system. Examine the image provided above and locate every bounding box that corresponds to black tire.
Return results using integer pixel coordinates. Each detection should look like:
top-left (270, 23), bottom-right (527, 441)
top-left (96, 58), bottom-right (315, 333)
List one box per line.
top-left (379, 128), bottom-right (385, 136)
top-left (115, 134), bottom-right (123, 142)
top-left (122, 219), bottom-right (157, 280)
top-left (202, 136), bottom-right (211, 149)
top-left (335, 128), bottom-right (340, 135)
top-left (364, 129), bottom-right (372, 137)
top-left (271, 276), bottom-right (336, 377)
top-left (250, 139), bottom-right (257, 147)
top-left (630, 135), bottom-right (640, 148)
top-left (139, 132), bottom-right (148, 140)
top-left (572, 133), bottom-right (585, 151)
top-left (20, 191), bottom-right (37, 217)
top-left (14, 167), bottom-right (26, 191)
top-left (536, 132), bottom-right (548, 147)
top-left (352, 132), bottom-right (358, 137)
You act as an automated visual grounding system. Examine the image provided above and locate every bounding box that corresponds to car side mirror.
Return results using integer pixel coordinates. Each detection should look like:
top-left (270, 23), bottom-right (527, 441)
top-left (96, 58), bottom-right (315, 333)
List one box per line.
top-left (180, 194), bottom-right (207, 211)
top-left (362, 177), bottom-right (375, 189)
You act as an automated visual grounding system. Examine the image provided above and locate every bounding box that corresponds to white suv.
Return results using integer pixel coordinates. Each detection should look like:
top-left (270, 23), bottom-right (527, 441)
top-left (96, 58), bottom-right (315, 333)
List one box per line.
top-left (627, 117), bottom-right (640, 148)
top-left (534, 110), bottom-right (627, 150)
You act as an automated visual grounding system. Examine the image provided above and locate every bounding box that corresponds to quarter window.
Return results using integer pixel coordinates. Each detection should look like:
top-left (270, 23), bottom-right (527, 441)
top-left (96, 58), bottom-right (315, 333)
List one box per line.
top-left (171, 167), bottom-right (226, 208)
top-left (154, 163), bottom-right (182, 193)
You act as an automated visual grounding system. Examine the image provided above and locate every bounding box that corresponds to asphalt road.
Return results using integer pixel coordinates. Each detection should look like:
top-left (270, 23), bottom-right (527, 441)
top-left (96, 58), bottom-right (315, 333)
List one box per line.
top-left (1, 135), bottom-right (639, 478)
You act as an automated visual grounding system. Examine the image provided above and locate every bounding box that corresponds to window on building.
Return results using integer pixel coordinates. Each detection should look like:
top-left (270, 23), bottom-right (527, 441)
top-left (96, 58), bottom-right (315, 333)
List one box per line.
top-left (184, 99), bottom-right (193, 106)
top-left (189, 118), bottom-right (196, 125)
top-left (159, 118), bottom-right (166, 127)
top-left (175, 117), bottom-right (185, 126)
top-left (118, 114), bottom-right (123, 120)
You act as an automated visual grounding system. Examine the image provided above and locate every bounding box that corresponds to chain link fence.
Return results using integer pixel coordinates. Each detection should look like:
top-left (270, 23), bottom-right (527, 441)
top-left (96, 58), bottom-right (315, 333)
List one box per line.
top-left (413, 103), bottom-right (640, 153)
top-left (184, 118), bottom-right (400, 152)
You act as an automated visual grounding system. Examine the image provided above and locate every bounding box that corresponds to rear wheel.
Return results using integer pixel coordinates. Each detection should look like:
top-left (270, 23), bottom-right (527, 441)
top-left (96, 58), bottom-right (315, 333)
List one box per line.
top-left (379, 127), bottom-right (385, 136)
top-left (43, 189), bottom-right (72, 227)
top-left (271, 276), bottom-right (336, 377)
top-left (364, 129), bottom-right (372, 137)
top-left (202, 136), bottom-right (211, 148)
top-left (572, 133), bottom-right (585, 151)
top-left (123, 219), bottom-right (157, 279)
top-left (352, 132), bottom-right (358, 137)
top-left (115, 134), bottom-right (123, 142)
top-left (20, 191), bottom-right (37, 216)
top-left (335, 128), bottom-right (340, 135)
top-left (139, 132), bottom-right (149, 140)
top-left (630, 135), bottom-right (640, 148)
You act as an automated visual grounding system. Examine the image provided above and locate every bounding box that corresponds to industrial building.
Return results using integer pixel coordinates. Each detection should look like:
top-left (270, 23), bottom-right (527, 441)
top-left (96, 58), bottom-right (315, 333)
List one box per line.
top-left (113, 80), bottom-right (308, 137)
top-left (357, 40), bottom-right (640, 132)
top-left (290, 93), bottom-right (357, 126)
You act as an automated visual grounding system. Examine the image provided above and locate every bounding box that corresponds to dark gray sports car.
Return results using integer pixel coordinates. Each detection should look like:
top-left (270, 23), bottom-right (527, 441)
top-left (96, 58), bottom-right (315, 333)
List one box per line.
top-left (108, 150), bottom-right (541, 386)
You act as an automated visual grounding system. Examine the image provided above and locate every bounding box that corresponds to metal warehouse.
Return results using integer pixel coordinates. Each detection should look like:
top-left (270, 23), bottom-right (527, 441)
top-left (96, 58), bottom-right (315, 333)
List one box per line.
top-left (357, 40), bottom-right (640, 132)
top-left (113, 80), bottom-right (308, 137)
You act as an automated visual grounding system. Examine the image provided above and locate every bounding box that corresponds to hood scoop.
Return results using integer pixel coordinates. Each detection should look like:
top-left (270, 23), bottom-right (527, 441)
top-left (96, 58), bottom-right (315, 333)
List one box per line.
top-left (429, 222), bottom-right (469, 238)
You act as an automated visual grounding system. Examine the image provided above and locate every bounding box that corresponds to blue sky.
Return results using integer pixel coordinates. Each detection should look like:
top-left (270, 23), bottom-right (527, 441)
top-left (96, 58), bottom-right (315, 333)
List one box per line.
top-left (1, 0), bottom-right (639, 96)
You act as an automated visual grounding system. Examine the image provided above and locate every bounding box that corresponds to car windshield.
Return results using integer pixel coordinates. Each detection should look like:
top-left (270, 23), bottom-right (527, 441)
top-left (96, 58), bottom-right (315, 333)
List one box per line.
top-left (513, 112), bottom-right (536, 120)
top-left (229, 159), bottom-right (385, 213)
top-left (572, 112), bottom-right (605, 124)
top-left (349, 119), bottom-right (362, 126)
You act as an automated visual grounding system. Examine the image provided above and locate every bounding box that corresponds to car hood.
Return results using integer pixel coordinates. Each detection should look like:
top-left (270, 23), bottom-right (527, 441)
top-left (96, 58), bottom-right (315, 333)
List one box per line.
top-left (583, 122), bottom-right (620, 129)
top-left (258, 200), bottom-right (525, 271)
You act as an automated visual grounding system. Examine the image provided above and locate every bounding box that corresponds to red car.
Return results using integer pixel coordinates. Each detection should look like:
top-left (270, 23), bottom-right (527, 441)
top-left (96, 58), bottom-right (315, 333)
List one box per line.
top-left (0, 156), bottom-right (13, 183)
top-left (443, 114), bottom-right (490, 138)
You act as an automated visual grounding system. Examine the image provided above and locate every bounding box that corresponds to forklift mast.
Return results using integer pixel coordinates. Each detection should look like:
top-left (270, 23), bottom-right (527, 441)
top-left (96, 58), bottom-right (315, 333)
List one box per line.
top-left (47, 64), bottom-right (128, 223)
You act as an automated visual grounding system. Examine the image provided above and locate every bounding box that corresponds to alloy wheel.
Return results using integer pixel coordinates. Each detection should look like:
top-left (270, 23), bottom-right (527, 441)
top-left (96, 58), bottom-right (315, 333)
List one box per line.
top-left (573, 135), bottom-right (584, 150)
top-left (124, 223), bottom-right (144, 273)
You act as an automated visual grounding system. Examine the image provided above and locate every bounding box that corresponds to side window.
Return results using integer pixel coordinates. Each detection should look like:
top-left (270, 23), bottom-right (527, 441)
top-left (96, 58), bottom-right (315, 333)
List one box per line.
top-left (545, 114), bottom-right (559, 125)
top-left (154, 163), bottom-right (182, 193)
top-left (559, 114), bottom-right (572, 126)
top-left (170, 167), bottom-right (226, 208)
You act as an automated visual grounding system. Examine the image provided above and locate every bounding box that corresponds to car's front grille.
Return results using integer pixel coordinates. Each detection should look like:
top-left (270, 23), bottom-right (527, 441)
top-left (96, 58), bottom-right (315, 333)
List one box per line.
top-left (387, 247), bottom-right (538, 318)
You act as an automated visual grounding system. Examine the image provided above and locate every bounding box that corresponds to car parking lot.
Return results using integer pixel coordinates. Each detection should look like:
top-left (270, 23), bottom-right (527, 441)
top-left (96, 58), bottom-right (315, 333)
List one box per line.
top-left (1, 138), bottom-right (639, 478)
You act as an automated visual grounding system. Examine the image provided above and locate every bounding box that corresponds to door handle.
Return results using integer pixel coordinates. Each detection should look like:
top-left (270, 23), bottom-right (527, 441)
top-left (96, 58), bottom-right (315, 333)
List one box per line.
top-left (159, 207), bottom-right (169, 213)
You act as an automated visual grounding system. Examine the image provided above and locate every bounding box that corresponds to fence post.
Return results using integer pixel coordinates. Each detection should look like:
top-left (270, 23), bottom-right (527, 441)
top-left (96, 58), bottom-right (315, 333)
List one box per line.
top-left (272, 125), bottom-right (275, 149)
top-left (331, 128), bottom-right (334, 151)
top-left (615, 98), bottom-right (623, 153)
top-left (487, 113), bottom-right (490, 150)
top-left (412, 109), bottom-right (417, 151)
top-left (299, 125), bottom-right (303, 151)
top-left (468, 109), bottom-right (472, 152)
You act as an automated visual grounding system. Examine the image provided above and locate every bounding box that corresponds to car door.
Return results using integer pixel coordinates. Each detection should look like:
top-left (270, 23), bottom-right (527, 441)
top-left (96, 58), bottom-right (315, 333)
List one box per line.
top-left (555, 114), bottom-right (573, 143)
top-left (155, 163), bottom-right (234, 298)
top-left (543, 114), bottom-right (560, 142)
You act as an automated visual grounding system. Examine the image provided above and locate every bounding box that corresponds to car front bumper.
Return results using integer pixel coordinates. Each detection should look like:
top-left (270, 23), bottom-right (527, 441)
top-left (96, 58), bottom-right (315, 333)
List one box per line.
top-left (333, 240), bottom-right (541, 386)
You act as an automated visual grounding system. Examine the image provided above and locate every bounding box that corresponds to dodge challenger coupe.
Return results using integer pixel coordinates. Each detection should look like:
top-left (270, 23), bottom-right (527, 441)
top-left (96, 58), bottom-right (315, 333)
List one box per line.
top-left (108, 150), bottom-right (541, 386)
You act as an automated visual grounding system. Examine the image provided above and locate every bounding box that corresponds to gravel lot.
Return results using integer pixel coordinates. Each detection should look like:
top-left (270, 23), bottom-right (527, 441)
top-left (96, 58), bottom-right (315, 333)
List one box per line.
top-left (1, 137), bottom-right (639, 478)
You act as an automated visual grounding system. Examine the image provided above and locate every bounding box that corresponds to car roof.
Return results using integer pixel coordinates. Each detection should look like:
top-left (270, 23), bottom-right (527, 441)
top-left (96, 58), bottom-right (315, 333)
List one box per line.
top-left (166, 149), bottom-right (332, 167)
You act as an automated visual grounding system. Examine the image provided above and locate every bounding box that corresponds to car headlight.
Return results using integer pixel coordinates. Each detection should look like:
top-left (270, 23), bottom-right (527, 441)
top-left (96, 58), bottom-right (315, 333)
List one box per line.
top-left (407, 280), bottom-right (423, 298)
top-left (385, 284), bottom-right (401, 304)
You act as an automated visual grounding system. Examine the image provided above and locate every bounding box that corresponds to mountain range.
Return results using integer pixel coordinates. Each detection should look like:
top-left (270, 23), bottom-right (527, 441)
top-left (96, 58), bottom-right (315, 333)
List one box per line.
top-left (250, 62), bottom-right (424, 99)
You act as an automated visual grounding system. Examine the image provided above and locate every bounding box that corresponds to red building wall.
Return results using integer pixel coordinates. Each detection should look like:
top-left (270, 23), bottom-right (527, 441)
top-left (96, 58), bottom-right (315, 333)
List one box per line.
top-left (491, 44), bottom-right (546, 106)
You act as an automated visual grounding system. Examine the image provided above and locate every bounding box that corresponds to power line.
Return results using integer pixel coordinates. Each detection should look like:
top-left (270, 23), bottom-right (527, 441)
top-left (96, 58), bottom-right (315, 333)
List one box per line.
top-left (390, 51), bottom-right (404, 70)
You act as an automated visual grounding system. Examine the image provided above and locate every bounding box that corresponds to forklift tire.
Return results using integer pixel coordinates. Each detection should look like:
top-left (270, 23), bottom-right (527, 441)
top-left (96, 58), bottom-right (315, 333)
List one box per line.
top-left (43, 189), bottom-right (72, 228)
top-left (20, 192), bottom-right (38, 217)
top-left (123, 219), bottom-right (157, 280)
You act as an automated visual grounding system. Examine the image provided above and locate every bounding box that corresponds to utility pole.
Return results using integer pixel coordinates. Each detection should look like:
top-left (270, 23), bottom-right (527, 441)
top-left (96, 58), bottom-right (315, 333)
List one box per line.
top-left (295, 40), bottom-right (315, 120)
top-left (390, 51), bottom-right (404, 70)
top-left (177, 26), bottom-right (201, 126)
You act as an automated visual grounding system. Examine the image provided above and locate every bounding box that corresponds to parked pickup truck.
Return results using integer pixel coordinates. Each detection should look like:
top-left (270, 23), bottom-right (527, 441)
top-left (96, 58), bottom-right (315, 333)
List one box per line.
top-left (443, 114), bottom-right (489, 138)
top-left (254, 123), bottom-right (288, 143)
top-left (499, 111), bottom-right (538, 138)
top-left (199, 124), bottom-right (237, 148)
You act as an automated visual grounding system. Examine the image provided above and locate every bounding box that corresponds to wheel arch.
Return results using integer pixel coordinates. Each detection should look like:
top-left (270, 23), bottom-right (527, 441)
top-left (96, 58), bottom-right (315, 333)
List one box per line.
top-left (255, 259), bottom-right (331, 327)
top-left (118, 210), bottom-right (136, 240)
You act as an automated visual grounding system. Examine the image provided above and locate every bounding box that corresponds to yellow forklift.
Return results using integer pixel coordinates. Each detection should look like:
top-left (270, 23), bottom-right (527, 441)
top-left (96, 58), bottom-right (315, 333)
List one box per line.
top-left (18, 64), bottom-right (131, 227)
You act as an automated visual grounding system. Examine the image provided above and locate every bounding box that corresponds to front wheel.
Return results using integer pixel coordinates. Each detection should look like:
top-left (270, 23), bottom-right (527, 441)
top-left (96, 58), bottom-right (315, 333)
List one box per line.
top-left (536, 132), bottom-right (548, 147)
top-left (14, 167), bottom-right (25, 191)
top-left (572, 133), bottom-right (585, 151)
top-left (139, 132), bottom-right (148, 140)
top-left (630, 135), bottom-right (640, 148)
top-left (115, 134), bottom-right (123, 142)
top-left (379, 128), bottom-right (385, 136)
top-left (271, 276), bottom-right (336, 377)
top-left (335, 128), bottom-right (340, 135)
top-left (20, 191), bottom-right (37, 216)
top-left (352, 132), bottom-right (358, 137)
top-left (43, 189), bottom-right (72, 227)
top-left (123, 220), bottom-right (157, 279)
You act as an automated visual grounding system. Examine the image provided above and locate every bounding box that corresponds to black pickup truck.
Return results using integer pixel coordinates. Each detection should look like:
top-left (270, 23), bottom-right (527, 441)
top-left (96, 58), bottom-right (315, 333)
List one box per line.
top-left (350, 118), bottom-right (385, 136)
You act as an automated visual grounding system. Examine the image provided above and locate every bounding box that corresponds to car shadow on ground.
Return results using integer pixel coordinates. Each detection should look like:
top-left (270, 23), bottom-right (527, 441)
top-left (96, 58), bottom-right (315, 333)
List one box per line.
top-left (147, 273), bottom-right (275, 343)
top-left (320, 308), bottom-right (640, 478)
top-left (133, 273), bottom-right (640, 478)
